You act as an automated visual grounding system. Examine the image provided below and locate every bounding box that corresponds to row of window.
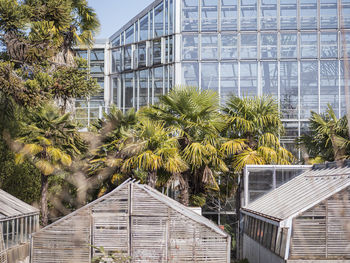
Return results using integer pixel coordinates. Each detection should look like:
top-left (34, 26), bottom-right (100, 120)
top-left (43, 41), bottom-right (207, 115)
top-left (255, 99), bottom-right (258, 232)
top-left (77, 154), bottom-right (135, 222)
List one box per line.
top-left (1, 216), bottom-right (39, 250)
top-left (112, 37), bottom-right (174, 73)
top-left (182, 60), bottom-right (347, 119)
top-left (112, 0), bottom-right (174, 47)
top-left (113, 65), bottom-right (173, 111)
top-left (182, 31), bottom-right (350, 61)
top-left (182, 0), bottom-right (350, 32)
top-left (244, 215), bottom-right (288, 258)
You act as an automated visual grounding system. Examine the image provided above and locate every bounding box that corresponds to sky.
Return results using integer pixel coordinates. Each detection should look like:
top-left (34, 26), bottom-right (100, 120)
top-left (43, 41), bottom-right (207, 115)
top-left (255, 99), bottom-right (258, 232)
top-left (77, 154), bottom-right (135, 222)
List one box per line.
top-left (88, 0), bottom-right (155, 39)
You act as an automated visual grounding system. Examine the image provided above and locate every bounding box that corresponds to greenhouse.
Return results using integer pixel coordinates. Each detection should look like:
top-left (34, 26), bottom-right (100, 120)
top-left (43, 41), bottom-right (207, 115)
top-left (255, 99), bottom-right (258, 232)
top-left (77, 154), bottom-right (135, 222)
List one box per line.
top-left (31, 180), bottom-right (231, 263)
top-left (241, 161), bottom-right (350, 263)
top-left (0, 189), bottom-right (39, 263)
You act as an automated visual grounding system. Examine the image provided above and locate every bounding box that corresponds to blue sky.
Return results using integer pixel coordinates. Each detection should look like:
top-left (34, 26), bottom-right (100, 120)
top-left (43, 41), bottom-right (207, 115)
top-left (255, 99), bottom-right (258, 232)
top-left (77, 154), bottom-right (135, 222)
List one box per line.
top-left (88, 0), bottom-right (154, 39)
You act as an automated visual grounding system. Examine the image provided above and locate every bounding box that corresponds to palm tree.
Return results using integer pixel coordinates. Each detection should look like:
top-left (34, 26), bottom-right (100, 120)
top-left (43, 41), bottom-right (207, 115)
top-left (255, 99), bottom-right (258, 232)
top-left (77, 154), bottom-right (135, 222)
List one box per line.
top-left (15, 104), bottom-right (86, 226)
top-left (143, 86), bottom-right (228, 206)
top-left (221, 96), bottom-right (294, 171)
top-left (298, 105), bottom-right (350, 162)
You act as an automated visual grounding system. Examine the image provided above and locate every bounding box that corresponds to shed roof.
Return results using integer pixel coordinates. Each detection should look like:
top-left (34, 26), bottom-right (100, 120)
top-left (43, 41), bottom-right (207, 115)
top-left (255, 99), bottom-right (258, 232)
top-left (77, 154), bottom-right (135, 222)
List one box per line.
top-left (241, 162), bottom-right (350, 222)
top-left (0, 189), bottom-right (39, 220)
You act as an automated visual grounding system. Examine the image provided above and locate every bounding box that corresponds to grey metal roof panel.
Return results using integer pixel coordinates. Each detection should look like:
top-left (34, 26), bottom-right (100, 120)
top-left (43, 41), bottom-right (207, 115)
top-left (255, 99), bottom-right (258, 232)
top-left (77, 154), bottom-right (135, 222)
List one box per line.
top-left (242, 166), bottom-right (350, 222)
top-left (0, 189), bottom-right (39, 218)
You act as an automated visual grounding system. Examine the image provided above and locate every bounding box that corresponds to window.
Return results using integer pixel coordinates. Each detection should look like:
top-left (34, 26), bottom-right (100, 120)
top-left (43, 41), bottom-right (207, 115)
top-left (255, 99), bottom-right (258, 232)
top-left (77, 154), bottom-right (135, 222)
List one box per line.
top-left (138, 43), bottom-right (147, 68)
top-left (280, 33), bottom-right (298, 59)
top-left (320, 61), bottom-right (339, 116)
top-left (182, 35), bottom-right (198, 60)
top-left (90, 64), bottom-right (104, 73)
top-left (341, 0), bottom-right (350, 28)
top-left (300, 33), bottom-right (318, 58)
top-left (125, 26), bottom-right (135, 45)
top-left (76, 50), bottom-right (87, 60)
top-left (320, 0), bottom-right (338, 28)
top-left (300, 61), bottom-right (319, 119)
top-left (112, 36), bottom-right (120, 47)
top-left (221, 34), bottom-right (237, 60)
top-left (201, 63), bottom-right (219, 92)
top-left (240, 62), bottom-right (258, 96)
top-left (154, 3), bottom-right (164, 37)
top-left (260, 0), bottom-right (277, 30)
top-left (321, 32), bottom-right (338, 58)
top-left (240, 0), bottom-right (257, 30)
top-left (182, 0), bottom-right (199, 31)
top-left (261, 33), bottom-right (277, 59)
top-left (182, 63), bottom-right (199, 87)
top-left (280, 62), bottom-right (298, 119)
top-left (124, 46), bottom-right (132, 70)
top-left (201, 34), bottom-right (218, 60)
top-left (138, 70), bottom-right (149, 108)
top-left (90, 50), bottom-right (104, 61)
top-left (280, 0), bottom-right (297, 30)
top-left (140, 15), bottom-right (149, 41)
top-left (112, 48), bottom-right (122, 73)
top-left (261, 62), bottom-right (278, 98)
top-left (221, 0), bottom-right (237, 31)
top-left (201, 0), bottom-right (218, 31)
top-left (153, 67), bottom-right (164, 103)
top-left (300, 0), bottom-right (318, 29)
top-left (153, 39), bottom-right (162, 65)
top-left (240, 34), bottom-right (257, 59)
top-left (124, 73), bottom-right (134, 110)
top-left (220, 63), bottom-right (238, 104)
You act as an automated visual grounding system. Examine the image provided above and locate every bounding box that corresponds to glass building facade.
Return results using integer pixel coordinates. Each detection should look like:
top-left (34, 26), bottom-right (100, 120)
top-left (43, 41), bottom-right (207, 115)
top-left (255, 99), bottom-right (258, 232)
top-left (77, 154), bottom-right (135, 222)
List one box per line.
top-left (108, 0), bottom-right (350, 158)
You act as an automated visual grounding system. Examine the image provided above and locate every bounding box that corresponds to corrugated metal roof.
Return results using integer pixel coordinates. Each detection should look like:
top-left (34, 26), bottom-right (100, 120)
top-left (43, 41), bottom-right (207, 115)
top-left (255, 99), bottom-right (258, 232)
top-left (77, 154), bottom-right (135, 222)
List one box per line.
top-left (0, 189), bottom-right (39, 220)
top-left (241, 163), bottom-right (350, 222)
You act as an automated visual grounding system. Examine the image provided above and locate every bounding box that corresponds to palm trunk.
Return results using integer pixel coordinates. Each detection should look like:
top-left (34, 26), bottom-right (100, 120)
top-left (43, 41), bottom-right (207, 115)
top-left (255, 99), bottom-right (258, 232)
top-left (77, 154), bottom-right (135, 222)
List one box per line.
top-left (40, 173), bottom-right (49, 226)
top-left (147, 171), bottom-right (157, 188)
top-left (179, 174), bottom-right (190, 206)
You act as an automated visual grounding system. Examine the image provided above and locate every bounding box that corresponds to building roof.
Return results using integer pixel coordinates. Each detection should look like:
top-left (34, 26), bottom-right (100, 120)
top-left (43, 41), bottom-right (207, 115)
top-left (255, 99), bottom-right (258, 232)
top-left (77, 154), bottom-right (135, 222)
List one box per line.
top-left (241, 161), bottom-right (350, 222)
top-left (34, 179), bottom-right (228, 238)
top-left (0, 189), bottom-right (39, 220)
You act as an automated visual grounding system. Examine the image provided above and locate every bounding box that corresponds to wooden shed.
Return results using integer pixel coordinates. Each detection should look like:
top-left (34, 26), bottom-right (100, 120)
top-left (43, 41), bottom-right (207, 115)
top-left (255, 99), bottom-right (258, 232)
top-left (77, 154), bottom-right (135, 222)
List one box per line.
top-left (0, 189), bottom-right (40, 263)
top-left (240, 161), bottom-right (350, 263)
top-left (31, 180), bottom-right (231, 263)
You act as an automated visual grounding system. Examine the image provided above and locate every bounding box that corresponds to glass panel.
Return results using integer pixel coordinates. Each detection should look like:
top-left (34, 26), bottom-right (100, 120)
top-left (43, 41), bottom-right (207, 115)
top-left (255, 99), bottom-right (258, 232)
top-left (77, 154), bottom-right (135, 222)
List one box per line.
top-left (280, 33), bottom-right (298, 59)
top-left (300, 33), bottom-right (318, 58)
top-left (320, 61), bottom-right (339, 115)
top-left (201, 34), bottom-right (218, 60)
top-left (167, 36), bottom-right (174, 63)
top-left (276, 168), bottom-right (304, 187)
top-left (321, 32), bottom-right (338, 58)
top-left (281, 122), bottom-right (299, 140)
top-left (240, 34), bottom-right (257, 59)
top-left (261, 62), bottom-right (278, 98)
top-left (155, 3), bottom-right (164, 37)
top-left (140, 15), bottom-right (149, 41)
top-left (248, 170), bottom-right (274, 203)
top-left (182, 62), bottom-right (199, 86)
top-left (300, 0), bottom-right (318, 29)
top-left (320, 0), bottom-right (338, 28)
top-left (153, 67), bottom-right (164, 103)
top-left (221, 33), bottom-right (237, 59)
top-left (341, 0), bottom-right (350, 28)
top-left (300, 61), bottom-right (319, 119)
top-left (280, 0), bottom-right (297, 30)
top-left (182, 0), bottom-right (199, 31)
top-left (169, 0), bottom-right (174, 33)
top-left (138, 70), bottom-right (149, 108)
top-left (153, 39), bottom-right (162, 65)
top-left (90, 63), bottom-right (104, 73)
top-left (201, 0), bottom-right (218, 31)
top-left (138, 43), bottom-right (147, 68)
top-left (124, 73), bottom-right (134, 110)
top-left (261, 33), bottom-right (277, 59)
top-left (90, 49), bottom-right (104, 61)
top-left (340, 61), bottom-right (348, 117)
top-left (112, 48), bottom-right (122, 73)
top-left (201, 63), bottom-right (219, 92)
top-left (125, 26), bottom-right (134, 45)
top-left (280, 62), bottom-right (298, 119)
top-left (221, 62), bottom-right (238, 103)
top-left (124, 46), bottom-right (132, 70)
top-left (240, 0), bottom-right (257, 30)
top-left (182, 34), bottom-right (198, 60)
top-left (260, 0), bottom-right (277, 30)
top-left (112, 36), bottom-right (120, 47)
top-left (240, 62), bottom-right (258, 96)
top-left (341, 32), bottom-right (350, 58)
top-left (76, 50), bottom-right (87, 60)
top-left (221, 0), bottom-right (237, 31)
top-left (113, 78), bottom-right (120, 106)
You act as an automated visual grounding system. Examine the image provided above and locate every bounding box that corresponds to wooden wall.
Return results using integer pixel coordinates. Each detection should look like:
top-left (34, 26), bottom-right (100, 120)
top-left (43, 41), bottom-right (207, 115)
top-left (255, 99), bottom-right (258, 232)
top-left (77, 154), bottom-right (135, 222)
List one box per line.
top-left (290, 187), bottom-right (350, 260)
top-left (0, 226), bottom-right (7, 263)
top-left (31, 183), bottom-right (230, 263)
